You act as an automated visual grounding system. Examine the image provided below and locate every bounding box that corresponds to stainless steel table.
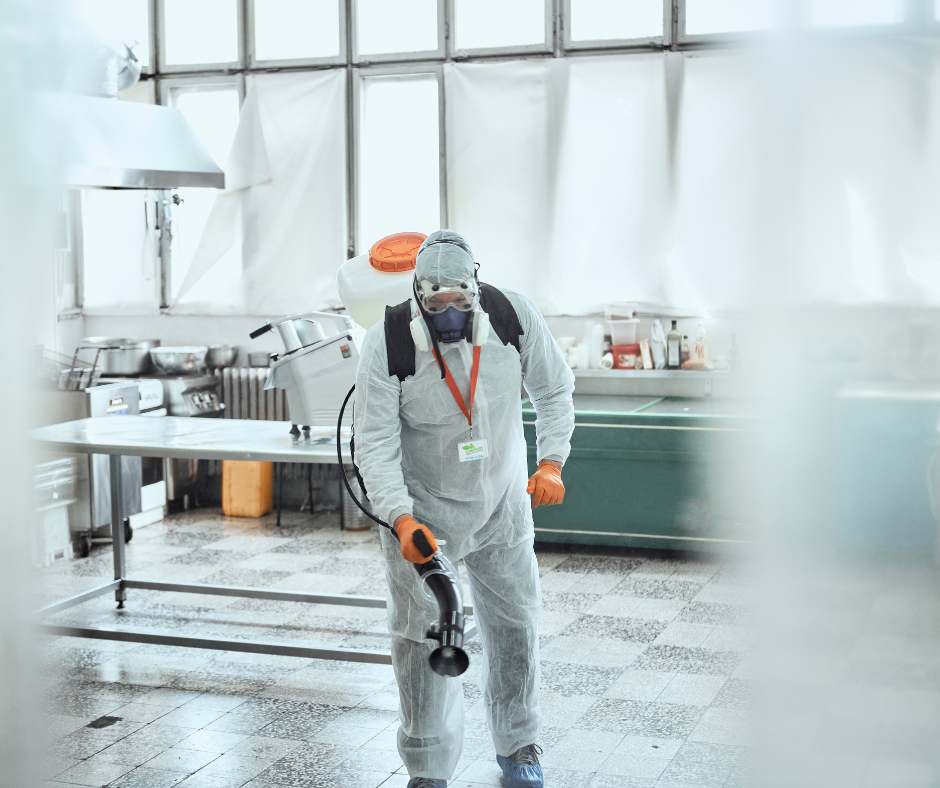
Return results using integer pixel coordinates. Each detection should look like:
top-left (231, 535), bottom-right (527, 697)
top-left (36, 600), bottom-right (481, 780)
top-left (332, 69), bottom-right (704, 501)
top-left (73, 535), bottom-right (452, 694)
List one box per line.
top-left (31, 416), bottom-right (474, 665)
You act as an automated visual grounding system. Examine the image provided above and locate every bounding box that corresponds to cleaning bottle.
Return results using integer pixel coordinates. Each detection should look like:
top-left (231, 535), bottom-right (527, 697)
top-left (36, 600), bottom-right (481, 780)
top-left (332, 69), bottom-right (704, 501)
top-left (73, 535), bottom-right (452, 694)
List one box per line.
top-left (650, 319), bottom-right (666, 369)
top-left (729, 334), bottom-right (741, 370)
top-left (589, 323), bottom-right (604, 369)
top-left (694, 321), bottom-right (709, 361)
top-left (667, 320), bottom-right (681, 369)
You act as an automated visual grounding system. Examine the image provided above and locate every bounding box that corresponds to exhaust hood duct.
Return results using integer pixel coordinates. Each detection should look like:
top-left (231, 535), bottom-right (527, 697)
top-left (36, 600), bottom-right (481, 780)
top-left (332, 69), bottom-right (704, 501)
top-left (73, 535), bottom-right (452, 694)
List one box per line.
top-left (42, 92), bottom-right (225, 190)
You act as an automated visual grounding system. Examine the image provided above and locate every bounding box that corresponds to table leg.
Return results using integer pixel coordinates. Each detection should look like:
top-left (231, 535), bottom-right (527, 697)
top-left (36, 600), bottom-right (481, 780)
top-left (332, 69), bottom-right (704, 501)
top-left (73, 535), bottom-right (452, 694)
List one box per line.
top-left (110, 454), bottom-right (127, 609)
top-left (276, 462), bottom-right (282, 527)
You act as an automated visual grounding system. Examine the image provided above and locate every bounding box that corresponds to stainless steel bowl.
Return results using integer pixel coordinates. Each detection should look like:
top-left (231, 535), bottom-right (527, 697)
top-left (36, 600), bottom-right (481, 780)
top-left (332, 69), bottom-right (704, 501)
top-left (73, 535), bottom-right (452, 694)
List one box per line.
top-left (206, 345), bottom-right (238, 369)
top-left (150, 346), bottom-right (208, 375)
top-left (81, 338), bottom-right (161, 375)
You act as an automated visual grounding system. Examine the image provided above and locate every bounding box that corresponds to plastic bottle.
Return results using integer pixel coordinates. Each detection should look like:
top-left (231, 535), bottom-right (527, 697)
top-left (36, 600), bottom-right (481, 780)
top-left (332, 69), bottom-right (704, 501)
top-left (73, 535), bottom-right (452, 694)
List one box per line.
top-left (576, 343), bottom-right (590, 370)
top-left (694, 321), bottom-right (709, 361)
top-left (667, 320), bottom-right (681, 369)
top-left (589, 323), bottom-right (604, 369)
top-left (680, 335), bottom-right (691, 366)
top-left (650, 319), bottom-right (666, 370)
top-left (729, 334), bottom-right (741, 370)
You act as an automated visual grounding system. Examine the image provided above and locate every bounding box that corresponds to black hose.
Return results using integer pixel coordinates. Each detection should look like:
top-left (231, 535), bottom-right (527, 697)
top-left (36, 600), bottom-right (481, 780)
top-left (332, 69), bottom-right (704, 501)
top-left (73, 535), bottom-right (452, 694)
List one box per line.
top-left (336, 383), bottom-right (468, 677)
top-left (337, 385), bottom-right (397, 533)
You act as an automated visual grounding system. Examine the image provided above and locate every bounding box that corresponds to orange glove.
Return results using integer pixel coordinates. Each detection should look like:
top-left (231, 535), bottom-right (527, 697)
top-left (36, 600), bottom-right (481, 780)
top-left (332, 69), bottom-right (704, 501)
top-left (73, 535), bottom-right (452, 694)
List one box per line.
top-left (527, 463), bottom-right (565, 508)
top-left (395, 515), bottom-right (438, 564)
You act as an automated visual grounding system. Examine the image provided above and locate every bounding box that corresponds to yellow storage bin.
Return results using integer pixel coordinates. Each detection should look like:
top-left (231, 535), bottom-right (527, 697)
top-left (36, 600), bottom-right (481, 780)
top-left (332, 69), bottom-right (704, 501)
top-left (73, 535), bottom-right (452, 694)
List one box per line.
top-left (222, 460), bottom-right (273, 518)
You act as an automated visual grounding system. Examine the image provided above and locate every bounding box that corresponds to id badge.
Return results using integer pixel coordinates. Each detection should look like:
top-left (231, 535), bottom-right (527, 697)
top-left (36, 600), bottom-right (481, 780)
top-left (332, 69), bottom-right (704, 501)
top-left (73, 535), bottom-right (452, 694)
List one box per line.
top-left (457, 439), bottom-right (488, 462)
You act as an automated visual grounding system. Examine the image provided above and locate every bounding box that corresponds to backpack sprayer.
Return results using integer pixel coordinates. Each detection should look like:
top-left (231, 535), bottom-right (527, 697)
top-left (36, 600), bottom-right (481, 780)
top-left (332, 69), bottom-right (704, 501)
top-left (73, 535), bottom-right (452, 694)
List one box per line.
top-left (337, 386), bottom-right (470, 678)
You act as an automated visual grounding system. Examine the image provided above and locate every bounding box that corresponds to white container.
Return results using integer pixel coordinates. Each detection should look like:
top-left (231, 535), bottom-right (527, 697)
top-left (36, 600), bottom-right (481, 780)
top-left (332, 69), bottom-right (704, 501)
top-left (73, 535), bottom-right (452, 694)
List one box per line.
top-left (650, 319), bottom-right (666, 370)
top-left (34, 503), bottom-right (73, 567)
top-left (608, 318), bottom-right (639, 346)
top-left (589, 324), bottom-right (604, 369)
top-left (694, 321), bottom-right (709, 361)
top-left (337, 253), bottom-right (416, 329)
top-left (576, 343), bottom-right (590, 370)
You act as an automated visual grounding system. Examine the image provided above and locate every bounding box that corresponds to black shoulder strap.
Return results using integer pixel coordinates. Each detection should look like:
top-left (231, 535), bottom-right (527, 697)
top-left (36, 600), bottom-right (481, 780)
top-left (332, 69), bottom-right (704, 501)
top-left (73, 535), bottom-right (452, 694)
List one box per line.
top-left (385, 301), bottom-right (416, 382)
top-left (479, 283), bottom-right (524, 353)
top-left (384, 286), bottom-right (525, 382)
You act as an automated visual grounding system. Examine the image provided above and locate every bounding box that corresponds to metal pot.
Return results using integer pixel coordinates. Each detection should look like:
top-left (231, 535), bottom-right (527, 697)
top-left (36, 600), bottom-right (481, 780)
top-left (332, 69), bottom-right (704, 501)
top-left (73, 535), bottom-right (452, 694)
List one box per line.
top-left (248, 351), bottom-right (272, 368)
top-left (150, 346), bottom-right (208, 375)
top-left (206, 345), bottom-right (238, 369)
top-left (81, 338), bottom-right (160, 376)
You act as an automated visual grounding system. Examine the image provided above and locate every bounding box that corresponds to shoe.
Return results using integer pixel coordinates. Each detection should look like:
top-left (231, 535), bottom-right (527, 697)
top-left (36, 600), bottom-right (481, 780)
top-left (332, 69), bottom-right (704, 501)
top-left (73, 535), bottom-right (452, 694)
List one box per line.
top-left (407, 779), bottom-right (447, 788)
top-left (497, 744), bottom-right (544, 788)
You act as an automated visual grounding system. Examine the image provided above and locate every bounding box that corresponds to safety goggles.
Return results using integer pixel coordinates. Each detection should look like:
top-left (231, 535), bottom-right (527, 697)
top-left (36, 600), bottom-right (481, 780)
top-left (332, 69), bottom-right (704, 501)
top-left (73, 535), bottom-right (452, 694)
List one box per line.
top-left (416, 277), bottom-right (480, 314)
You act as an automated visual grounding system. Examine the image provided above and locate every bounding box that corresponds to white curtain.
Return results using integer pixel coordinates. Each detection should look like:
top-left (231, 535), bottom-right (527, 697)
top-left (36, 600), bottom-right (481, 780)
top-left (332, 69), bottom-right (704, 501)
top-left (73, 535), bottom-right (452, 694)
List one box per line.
top-left (791, 44), bottom-right (940, 307)
top-left (171, 69), bottom-right (347, 315)
top-left (445, 44), bottom-right (940, 315)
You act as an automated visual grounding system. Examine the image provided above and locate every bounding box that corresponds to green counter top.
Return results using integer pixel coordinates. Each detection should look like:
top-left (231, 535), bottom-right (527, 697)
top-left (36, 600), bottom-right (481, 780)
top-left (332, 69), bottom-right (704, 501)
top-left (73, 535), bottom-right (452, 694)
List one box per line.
top-left (522, 394), bottom-right (755, 552)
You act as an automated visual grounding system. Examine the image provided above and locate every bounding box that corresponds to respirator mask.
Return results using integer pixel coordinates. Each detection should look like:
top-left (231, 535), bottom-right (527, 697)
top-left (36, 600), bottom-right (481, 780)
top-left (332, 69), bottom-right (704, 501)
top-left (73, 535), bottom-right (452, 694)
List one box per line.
top-left (409, 237), bottom-right (490, 352)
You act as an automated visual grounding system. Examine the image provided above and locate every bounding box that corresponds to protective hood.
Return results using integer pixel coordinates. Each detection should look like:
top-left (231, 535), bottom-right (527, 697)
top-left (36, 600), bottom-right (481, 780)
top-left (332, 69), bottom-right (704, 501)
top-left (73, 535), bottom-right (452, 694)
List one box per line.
top-left (415, 230), bottom-right (475, 286)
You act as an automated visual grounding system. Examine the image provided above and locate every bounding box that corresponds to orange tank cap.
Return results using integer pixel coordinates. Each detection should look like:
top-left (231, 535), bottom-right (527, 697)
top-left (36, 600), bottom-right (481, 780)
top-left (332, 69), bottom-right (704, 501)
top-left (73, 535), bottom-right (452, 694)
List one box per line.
top-left (369, 232), bottom-right (427, 273)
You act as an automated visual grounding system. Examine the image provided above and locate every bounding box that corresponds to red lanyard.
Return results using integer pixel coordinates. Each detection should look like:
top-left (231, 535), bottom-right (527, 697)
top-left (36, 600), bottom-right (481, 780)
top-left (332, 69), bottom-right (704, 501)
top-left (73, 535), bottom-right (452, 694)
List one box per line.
top-left (437, 345), bottom-right (481, 438)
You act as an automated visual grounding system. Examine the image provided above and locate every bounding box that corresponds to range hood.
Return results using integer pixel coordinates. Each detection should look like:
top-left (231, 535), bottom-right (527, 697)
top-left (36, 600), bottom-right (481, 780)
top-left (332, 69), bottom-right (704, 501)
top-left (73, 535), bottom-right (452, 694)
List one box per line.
top-left (41, 92), bottom-right (225, 190)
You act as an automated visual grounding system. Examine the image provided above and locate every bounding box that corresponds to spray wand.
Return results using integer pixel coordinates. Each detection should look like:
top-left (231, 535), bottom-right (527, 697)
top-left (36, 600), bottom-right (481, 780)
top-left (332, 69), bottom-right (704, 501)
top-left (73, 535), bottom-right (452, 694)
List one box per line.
top-left (337, 385), bottom-right (470, 677)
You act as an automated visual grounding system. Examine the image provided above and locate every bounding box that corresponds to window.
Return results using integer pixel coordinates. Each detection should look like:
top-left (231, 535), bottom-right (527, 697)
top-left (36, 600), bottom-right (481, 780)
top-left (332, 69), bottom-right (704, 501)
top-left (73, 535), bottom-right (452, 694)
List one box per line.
top-left (83, 190), bottom-right (159, 313)
top-left (254, 0), bottom-right (341, 61)
top-left (359, 74), bottom-right (440, 248)
top-left (685, 0), bottom-right (777, 35)
top-left (74, 0), bottom-right (150, 68)
top-left (357, 0), bottom-right (439, 56)
top-left (164, 0), bottom-right (239, 65)
top-left (453, 0), bottom-right (547, 51)
top-left (54, 190), bottom-right (84, 315)
top-left (804, 0), bottom-right (906, 28)
top-left (569, 0), bottom-right (664, 42)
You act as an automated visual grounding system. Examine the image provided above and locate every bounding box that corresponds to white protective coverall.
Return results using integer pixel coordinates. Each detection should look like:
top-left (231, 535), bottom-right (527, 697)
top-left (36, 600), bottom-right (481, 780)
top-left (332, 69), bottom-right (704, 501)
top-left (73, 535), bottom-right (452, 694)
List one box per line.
top-left (354, 231), bottom-right (575, 780)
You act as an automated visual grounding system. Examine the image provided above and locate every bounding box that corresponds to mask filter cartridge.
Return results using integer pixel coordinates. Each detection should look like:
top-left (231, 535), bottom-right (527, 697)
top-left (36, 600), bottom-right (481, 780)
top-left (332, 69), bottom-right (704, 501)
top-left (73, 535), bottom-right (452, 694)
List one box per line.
top-left (431, 308), bottom-right (469, 343)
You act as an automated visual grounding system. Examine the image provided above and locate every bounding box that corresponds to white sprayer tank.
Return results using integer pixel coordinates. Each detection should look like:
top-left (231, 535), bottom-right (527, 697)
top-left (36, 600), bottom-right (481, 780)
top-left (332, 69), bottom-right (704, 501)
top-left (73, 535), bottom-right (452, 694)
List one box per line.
top-left (337, 232), bottom-right (426, 328)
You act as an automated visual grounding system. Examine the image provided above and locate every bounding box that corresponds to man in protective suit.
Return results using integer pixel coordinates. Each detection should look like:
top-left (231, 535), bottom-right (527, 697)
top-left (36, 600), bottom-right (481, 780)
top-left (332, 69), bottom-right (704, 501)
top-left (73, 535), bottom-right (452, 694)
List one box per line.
top-left (354, 230), bottom-right (575, 788)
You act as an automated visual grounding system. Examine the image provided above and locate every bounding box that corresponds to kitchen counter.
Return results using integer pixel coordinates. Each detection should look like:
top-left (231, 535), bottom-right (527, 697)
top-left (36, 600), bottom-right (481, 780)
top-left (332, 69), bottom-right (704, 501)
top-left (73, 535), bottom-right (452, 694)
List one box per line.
top-left (29, 416), bottom-right (467, 669)
top-left (523, 394), bottom-right (755, 551)
top-left (32, 416), bottom-right (352, 464)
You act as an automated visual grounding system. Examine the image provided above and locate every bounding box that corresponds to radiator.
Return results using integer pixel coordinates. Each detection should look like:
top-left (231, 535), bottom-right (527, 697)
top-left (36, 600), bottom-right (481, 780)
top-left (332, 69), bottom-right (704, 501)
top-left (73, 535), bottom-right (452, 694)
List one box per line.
top-left (216, 368), bottom-right (289, 421)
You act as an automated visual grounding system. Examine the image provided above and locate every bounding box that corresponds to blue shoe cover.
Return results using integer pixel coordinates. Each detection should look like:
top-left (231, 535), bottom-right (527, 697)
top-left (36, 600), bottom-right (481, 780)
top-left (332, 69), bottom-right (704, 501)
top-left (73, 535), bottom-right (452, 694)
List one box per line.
top-left (497, 752), bottom-right (544, 788)
top-left (406, 780), bottom-right (447, 788)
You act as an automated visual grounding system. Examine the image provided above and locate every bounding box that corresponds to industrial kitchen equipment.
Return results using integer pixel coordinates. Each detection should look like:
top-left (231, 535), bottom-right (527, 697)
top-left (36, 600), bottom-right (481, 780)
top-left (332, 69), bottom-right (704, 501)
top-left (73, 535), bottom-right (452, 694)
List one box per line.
top-left (250, 312), bottom-right (363, 437)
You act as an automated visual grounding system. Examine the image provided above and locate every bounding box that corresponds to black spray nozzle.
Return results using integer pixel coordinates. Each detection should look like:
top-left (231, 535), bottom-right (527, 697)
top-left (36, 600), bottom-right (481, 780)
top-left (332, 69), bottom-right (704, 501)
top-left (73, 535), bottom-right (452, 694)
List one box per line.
top-left (415, 555), bottom-right (470, 677)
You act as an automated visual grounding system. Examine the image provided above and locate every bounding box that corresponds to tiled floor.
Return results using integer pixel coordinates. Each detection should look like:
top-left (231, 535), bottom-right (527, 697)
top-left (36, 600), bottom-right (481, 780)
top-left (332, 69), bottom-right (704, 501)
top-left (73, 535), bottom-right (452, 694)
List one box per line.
top-left (35, 508), bottom-right (754, 788)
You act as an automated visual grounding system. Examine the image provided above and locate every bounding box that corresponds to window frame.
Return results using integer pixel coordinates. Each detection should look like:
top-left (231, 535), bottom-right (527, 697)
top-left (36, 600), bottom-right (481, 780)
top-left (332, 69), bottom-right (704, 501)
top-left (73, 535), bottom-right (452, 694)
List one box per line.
top-left (124, 0), bottom-right (940, 315)
top-left (246, 0), bottom-right (347, 68)
top-left (352, 0), bottom-right (446, 64)
top-left (156, 0), bottom-right (245, 74)
top-left (563, 0), bottom-right (672, 52)
top-left (352, 64), bottom-right (447, 253)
